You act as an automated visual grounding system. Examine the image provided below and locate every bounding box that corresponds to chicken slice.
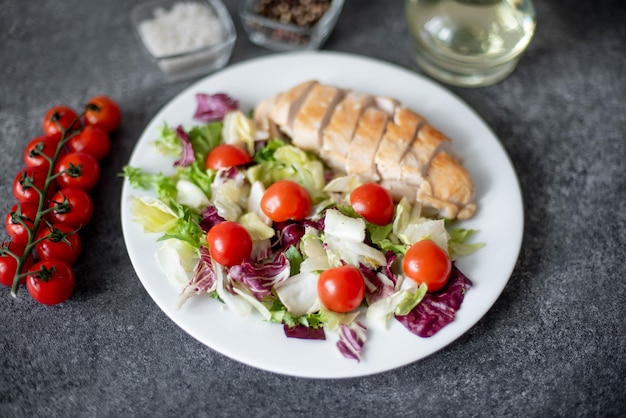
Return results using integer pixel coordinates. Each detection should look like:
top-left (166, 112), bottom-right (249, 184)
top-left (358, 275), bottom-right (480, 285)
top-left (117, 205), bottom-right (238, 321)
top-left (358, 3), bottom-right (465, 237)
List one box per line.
top-left (345, 106), bottom-right (388, 181)
top-left (270, 80), bottom-right (318, 134)
top-left (417, 151), bottom-right (475, 219)
top-left (290, 84), bottom-right (345, 151)
top-left (320, 92), bottom-right (373, 172)
top-left (374, 107), bottom-right (424, 182)
top-left (400, 124), bottom-right (450, 185)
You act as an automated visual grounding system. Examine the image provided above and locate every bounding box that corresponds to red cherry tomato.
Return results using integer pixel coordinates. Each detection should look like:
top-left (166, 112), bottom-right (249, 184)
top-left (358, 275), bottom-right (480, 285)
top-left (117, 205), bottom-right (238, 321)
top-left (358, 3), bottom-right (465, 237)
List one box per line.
top-left (402, 239), bottom-right (452, 293)
top-left (26, 260), bottom-right (76, 305)
top-left (67, 125), bottom-right (111, 161)
top-left (83, 96), bottom-right (121, 133)
top-left (206, 221), bottom-right (252, 267)
top-left (47, 188), bottom-right (94, 229)
top-left (13, 167), bottom-right (48, 204)
top-left (260, 180), bottom-right (312, 222)
top-left (55, 152), bottom-right (100, 191)
top-left (205, 144), bottom-right (251, 170)
top-left (23, 133), bottom-right (63, 170)
top-left (317, 265), bottom-right (365, 313)
top-left (349, 182), bottom-right (395, 226)
top-left (5, 202), bottom-right (39, 244)
top-left (43, 105), bottom-right (81, 136)
top-left (35, 224), bottom-right (82, 266)
top-left (0, 242), bottom-right (34, 287)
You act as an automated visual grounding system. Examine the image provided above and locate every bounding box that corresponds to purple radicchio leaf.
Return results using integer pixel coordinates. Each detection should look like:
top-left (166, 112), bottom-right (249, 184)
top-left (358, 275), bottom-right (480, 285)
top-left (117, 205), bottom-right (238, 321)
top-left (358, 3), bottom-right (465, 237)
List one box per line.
top-left (382, 251), bottom-right (398, 283)
top-left (304, 214), bottom-right (325, 232)
top-left (274, 221), bottom-right (305, 250)
top-left (283, 324), bottom-right (326, 340)
top-left (228, 253), bottom-right (290, 300)
top-left (360, 263), bottom-right (396, 305)
top-left (173, 125), bottom-right (195, 167)
top-left (199, 205), bottom-right (225, 233)
top-left (337, 322), bottom-right (367, 362)
top-left (212, 166), bottom-right (245, 190)
top-left (193, 93), bottom-right (238, 122)
top-left (395, 264), bottom-right (473, 338)
top-left (175, 246), bottom-right (216, 309)
top-left (361, 251), bottom-right (399, 304)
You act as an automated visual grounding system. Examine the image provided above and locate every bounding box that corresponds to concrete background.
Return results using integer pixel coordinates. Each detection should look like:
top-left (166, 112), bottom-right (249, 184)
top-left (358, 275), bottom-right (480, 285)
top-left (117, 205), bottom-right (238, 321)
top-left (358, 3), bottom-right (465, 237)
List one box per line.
top-left (1, 0), bottom-right (624, 416)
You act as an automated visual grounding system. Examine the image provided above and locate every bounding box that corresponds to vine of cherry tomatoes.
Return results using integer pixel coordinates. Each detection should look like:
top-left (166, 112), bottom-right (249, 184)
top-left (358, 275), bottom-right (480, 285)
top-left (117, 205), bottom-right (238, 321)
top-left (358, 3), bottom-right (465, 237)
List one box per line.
top-left (0, 96), bottom-right (121, 305)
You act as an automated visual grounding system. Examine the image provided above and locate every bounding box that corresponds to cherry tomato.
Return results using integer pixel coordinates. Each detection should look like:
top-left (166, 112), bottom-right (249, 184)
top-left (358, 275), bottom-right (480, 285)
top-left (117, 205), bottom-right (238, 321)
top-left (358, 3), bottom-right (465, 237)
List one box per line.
top-left (205, 144), bottom-right (251, 170)
top-left (23, 133), bottom-right (63, 170)
top-left (5, 202), bottom-right (39, 244)
top-left (13, 166), bottom-right (48, 204)
top-left (349, 182), bottom-right (395, 226)
top-left (260, 180), bottom-right (312, 222)
top-left (43, 105), bottom-right (81, 136)
top-left (26, 260), bottom-right (76, 305)
top-left (35, 224), bottom-right (82, 266)
top-left (317, 265), bottom-right (365, 313)
top-left (67, 125), bottom-right (111, 161)
top-left (55, 152), bottom-right (100, 191)
top-left (47, 188), bottom-right (94, 229)
top-left (206, 221), bottom-right (252, 267)
top-left (0, 242), bottom-right (34, 287)
top-left (83, 96), bottom-right (121, 133)
top-left (402, 239), bottom-right (452, 293)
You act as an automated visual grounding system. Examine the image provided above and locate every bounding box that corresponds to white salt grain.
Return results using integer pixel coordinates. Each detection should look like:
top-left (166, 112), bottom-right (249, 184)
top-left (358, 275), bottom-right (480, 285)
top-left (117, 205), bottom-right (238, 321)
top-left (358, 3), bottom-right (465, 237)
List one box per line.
top-left (139, 2), bottom-right (224, 57)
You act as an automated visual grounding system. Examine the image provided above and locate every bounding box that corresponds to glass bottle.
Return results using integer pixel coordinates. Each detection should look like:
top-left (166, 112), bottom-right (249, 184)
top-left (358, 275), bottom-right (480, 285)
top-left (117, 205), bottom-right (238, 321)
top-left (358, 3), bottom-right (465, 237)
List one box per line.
top-left (405, 0), bottom-right (536, 87)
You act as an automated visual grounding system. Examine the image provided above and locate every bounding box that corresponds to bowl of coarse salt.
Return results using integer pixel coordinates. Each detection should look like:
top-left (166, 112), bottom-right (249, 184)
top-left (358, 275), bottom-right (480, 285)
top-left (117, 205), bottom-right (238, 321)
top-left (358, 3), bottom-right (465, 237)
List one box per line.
top-left (132, 0), bottom-right (236, 81)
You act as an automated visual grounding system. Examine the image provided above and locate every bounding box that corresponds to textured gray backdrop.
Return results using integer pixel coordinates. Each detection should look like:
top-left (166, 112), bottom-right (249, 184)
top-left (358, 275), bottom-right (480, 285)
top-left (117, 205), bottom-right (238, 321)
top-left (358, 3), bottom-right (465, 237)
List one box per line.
top-left (1, 0), bottom-right (625, 416)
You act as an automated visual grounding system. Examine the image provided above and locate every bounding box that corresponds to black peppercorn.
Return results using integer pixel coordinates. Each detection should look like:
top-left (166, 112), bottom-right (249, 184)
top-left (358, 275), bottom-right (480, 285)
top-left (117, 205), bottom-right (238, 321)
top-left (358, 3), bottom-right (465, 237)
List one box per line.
top-left (256, 0), bottom-right (332, 28)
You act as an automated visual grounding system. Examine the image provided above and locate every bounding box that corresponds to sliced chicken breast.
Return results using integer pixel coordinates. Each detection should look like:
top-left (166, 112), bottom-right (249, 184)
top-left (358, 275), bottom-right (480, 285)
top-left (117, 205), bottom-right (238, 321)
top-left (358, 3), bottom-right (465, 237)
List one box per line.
top-left (253, 80), bottom-right (477, 220)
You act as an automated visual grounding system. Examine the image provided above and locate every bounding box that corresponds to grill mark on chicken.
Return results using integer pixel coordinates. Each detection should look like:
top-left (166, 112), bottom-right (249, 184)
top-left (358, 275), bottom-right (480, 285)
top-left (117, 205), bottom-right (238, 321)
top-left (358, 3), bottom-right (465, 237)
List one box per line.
top-left (345, 106), bottom-right (389, 181)
top-left (273, 80), bottom-right (318, 135)
top-left (320, 92), bottom-right (374, 172)
top-left (291, 84), bottom-right (345, 150)
top-left (375, 107), bottom-right (425, 183)
top-left (253, 80), bottom-right (477, 220)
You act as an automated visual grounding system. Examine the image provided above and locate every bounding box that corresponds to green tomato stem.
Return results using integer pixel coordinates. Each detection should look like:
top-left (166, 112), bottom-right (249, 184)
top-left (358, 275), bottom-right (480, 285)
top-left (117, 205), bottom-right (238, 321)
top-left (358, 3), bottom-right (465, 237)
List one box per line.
top-left (10, 112), bottom-right (84, 297)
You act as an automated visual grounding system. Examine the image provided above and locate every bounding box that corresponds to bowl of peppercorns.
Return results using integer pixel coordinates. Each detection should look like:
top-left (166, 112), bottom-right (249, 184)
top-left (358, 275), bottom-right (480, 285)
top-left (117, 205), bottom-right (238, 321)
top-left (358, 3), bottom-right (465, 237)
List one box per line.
top-left (238, 0), bottom-right (344, 51)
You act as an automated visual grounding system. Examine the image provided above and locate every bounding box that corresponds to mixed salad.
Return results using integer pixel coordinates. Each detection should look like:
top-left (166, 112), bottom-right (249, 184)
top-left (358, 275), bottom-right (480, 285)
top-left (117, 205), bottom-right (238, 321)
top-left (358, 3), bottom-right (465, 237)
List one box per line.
top-left (123, 93), bottom-right (483, 361)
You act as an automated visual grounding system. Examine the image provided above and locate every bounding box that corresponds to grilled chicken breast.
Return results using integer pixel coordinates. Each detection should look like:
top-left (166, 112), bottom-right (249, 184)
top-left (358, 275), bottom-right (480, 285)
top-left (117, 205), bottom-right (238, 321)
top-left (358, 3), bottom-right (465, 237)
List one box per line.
top-left (254, 80), bottom-right (476, 220)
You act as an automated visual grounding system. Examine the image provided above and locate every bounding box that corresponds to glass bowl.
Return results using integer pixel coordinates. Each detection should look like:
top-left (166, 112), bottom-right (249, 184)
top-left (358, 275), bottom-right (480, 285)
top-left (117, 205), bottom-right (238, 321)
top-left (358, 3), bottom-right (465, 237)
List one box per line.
top-left (131, 0), bottom-right (236, 82)
top-left (238, 0), bottom-right (345, 51)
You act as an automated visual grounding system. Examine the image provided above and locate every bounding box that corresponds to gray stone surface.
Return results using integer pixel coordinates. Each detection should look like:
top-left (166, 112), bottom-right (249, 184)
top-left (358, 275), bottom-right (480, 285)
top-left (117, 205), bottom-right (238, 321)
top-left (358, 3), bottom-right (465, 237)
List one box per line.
top-left (1, 0), bottom-right (625, 416)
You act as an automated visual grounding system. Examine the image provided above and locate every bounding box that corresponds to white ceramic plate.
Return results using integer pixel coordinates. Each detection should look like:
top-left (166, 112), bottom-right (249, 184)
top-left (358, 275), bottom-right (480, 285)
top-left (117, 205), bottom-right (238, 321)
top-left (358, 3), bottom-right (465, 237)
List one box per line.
top-left (120, 51), bottom-right (524, 379)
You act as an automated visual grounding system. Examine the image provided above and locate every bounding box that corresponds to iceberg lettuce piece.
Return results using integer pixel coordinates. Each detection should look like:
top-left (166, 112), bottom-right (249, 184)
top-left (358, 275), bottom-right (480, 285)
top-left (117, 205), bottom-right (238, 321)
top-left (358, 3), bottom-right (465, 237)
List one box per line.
top-left (247, 143), bottom-right (326, 200)
top-left (155, 238), bottom-right (199, 287)
top-left (274, 271), bottom-right (320, 317)
top-left (324, 209), bottom-right (366, 242)
top-left (222, 110), bottom-right (256, 155)
top-left (176, 179), bottom-right (210, 212)
top-left (214, 262), bottom-right (253, 317)
top-left (247, 181), bottom-right (271, 225)
top-left (130, 195), bottom-right (178, 233)
top-left (211, 169), bottom-right (247, 221)
top-left (366, 282), bottom-right (427, 326)
top-left (323, 209), bottom-right (387, 268)
top-left (238, 212), bottom-right (275, 241)
top-left (400, 218), bottom-right (450, 252)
